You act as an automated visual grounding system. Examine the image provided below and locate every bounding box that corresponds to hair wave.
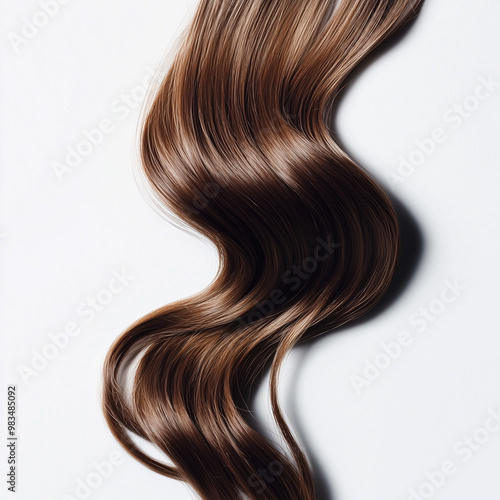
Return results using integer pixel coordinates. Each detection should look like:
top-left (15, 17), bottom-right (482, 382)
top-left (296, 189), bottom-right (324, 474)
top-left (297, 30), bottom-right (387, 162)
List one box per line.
top-left (103, 0), bottom-right (424, 498)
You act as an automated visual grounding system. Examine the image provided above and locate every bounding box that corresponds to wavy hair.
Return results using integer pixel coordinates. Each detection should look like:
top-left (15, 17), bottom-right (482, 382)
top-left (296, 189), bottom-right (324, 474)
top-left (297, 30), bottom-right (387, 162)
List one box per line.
top-left (102, 0), bottom-right (424, 498)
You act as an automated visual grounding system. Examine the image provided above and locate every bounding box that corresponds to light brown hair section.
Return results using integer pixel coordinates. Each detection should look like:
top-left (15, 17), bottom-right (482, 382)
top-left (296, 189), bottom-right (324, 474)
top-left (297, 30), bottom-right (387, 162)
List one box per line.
top-left (103, 0), bottom-right (424, 498)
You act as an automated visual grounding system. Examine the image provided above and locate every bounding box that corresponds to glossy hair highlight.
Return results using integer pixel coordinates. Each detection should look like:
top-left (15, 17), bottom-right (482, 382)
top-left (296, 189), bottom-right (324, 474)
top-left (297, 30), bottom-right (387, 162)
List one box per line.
top-left (103, 0), bottom-right (424, 498)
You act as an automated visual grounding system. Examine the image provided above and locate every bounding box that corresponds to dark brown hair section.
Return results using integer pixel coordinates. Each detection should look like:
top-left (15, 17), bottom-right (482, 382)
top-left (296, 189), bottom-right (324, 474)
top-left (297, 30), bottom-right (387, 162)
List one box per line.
top-left (103, 1), bottom-right (424, 498)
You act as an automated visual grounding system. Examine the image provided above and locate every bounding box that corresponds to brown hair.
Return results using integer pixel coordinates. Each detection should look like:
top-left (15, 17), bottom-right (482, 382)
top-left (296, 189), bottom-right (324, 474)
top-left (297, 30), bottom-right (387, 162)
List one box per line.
top-left (102, 0), bottom-right (424, 498)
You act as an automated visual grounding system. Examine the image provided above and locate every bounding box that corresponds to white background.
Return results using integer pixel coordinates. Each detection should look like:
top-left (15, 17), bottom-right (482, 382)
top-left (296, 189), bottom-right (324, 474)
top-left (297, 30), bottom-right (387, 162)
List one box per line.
top-left (1, 1), bottom-right (499, 499)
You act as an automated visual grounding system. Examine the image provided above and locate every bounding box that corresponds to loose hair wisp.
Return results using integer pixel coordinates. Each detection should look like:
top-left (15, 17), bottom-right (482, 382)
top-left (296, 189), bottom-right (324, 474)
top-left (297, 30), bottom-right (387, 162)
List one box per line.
top-left (103, 1), bottom-right (424, 498)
